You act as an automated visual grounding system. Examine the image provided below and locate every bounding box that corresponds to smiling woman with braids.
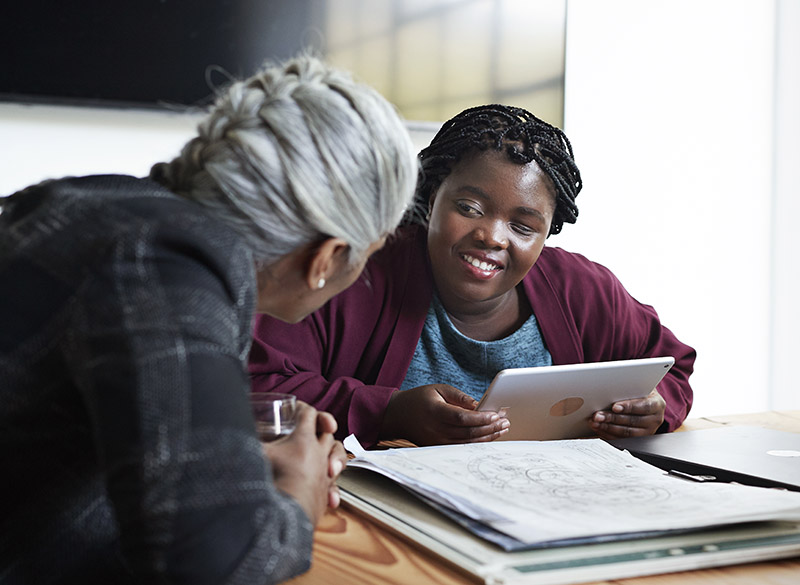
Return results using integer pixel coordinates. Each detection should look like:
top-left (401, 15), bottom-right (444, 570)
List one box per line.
top-left (249, 104), bottom-right (696, 447)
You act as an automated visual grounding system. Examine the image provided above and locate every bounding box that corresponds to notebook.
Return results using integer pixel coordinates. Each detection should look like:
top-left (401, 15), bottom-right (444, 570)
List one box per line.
top-left (609, 426), bottom-right (800, 492)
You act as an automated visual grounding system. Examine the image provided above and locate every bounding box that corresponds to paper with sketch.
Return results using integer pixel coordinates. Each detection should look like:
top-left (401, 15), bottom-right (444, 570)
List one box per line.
top-left (344, 435), bottom-right (800, 546)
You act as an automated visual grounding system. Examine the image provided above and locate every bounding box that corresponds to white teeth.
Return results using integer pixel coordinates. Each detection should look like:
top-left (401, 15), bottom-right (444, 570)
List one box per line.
top-left (463, 254), bottom-right (498, 271)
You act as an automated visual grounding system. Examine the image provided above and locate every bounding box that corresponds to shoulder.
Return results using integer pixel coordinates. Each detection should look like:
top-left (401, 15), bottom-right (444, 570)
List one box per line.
top-left (321, 224), bottom-right (430, 316)
top-left (359, 224), bottom-right (428, 287)
top-left (105, 176), bottom-right (250, 281)
top-left (11, 174), bottom-right (252, 304)
top-left (373, 224), bottom-right (426, 263)
top-left (88, 175), bottom-right (244, 256)
top-left (532, 246), bottom-right (622, 290)
top-left (6, 174), bottom-right (217, 233)
top-left (526, 247), bottom-right (637, 325)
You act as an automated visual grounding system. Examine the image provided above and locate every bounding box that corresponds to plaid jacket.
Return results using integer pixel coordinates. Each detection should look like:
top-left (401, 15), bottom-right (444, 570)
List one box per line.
top-left (0, 175), bottom-right (312, 584)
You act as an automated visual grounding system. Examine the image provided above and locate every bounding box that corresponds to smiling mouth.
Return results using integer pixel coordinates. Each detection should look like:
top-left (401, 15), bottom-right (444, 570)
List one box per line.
top-left (461, 253), bottom-right (501, 272)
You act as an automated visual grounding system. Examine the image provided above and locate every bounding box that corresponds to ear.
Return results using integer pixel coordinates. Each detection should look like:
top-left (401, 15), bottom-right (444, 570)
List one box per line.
top-left (425, 193), bottom-right (436, 222)
top-left (427, 191), bottom-right (437, 209)
top-left (305, 237), bottom-right (350, 290)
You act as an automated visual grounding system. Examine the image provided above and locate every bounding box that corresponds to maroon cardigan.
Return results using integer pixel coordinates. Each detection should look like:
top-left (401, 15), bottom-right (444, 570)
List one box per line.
top-left (249, 225), bottom-right (695, 447)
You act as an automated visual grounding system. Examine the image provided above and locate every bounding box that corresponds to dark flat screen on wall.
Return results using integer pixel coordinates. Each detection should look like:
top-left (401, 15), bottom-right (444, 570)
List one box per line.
top-left (1, 1), bottom-right (567, 126)
top-left (1, 1), bottom-right (321, 109)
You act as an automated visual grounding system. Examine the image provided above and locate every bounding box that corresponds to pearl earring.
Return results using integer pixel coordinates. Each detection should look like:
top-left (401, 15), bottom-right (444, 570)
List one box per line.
top-left (317, 278), bottom-right (326, 289)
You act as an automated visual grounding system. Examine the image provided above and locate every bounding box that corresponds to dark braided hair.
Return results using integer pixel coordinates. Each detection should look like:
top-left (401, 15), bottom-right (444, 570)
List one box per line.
top-left (412, 104), bottom-right (582, 235)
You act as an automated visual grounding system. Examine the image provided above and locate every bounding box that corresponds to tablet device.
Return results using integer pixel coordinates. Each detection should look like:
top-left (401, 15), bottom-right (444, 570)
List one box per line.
top-left (476, 356), bottom-right (675, 441)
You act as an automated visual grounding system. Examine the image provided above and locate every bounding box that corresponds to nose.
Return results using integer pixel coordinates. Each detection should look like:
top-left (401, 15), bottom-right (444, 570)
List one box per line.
top-left (473, 219), bottom-right (508, 250)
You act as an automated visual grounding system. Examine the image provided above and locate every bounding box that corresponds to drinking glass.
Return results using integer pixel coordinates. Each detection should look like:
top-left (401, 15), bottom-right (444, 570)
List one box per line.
top-left (251, 393), bottom-right (297, 442)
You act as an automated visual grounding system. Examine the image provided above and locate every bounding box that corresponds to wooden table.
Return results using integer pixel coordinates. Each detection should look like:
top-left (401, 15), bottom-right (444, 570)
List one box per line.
top-left (287, 411), bottom-right (800, 585)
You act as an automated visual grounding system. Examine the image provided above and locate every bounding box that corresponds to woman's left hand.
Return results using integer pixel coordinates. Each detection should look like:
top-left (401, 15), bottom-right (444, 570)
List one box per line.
top-left (590, 388), bottom-right (666, 439)
top-left (261, 402), bottom-right (346, 525)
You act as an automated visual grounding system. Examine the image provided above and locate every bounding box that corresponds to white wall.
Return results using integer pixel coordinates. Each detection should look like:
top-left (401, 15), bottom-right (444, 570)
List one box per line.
top-left (2, 0), bottom-right (797, 418)
top-left (0, 104), bottom-right (203, 193)
top-left (559, 0), bottom-right (800, 417)
top-left (769, 0), bottom-right (800, 410)
top-left (0, 106), bottom-right (440, 196)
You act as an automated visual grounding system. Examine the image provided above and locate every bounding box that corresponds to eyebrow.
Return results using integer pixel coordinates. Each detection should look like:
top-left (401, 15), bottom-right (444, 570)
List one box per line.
top-left (458, 185), bottom-right (549, 222)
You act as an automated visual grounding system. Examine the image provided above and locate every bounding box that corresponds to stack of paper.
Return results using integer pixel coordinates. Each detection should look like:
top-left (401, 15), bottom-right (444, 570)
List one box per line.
top-left (344, 435), bottom-right (800, 549)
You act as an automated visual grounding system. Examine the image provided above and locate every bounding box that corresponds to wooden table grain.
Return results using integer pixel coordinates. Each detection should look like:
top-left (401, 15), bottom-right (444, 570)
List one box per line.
top-left (287, 411), bottom-right (800, 585)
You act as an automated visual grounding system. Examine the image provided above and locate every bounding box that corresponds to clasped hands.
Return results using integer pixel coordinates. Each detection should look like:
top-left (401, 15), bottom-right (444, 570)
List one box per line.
top-left (260, 402), bottom-right (347, 526)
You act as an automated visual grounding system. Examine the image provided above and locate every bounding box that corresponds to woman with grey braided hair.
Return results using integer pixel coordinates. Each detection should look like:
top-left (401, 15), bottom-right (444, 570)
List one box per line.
top-left (249, 104), bottom-right (695, 448)
top-left (151, 55), bottom-right (413, 273)
top-left (0, 54), bottom-right (416, 584)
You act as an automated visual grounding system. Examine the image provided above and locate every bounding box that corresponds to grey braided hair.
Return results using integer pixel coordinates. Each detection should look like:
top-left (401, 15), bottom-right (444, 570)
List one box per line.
top-left (151, 54), bottom-right (418, 266)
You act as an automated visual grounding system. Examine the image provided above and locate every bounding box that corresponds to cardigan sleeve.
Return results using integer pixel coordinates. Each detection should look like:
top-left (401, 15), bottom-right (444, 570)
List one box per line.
top-left (248, 310), bottom-right (398, 447)
top-left (530, 248), bottom-right (696, 432)
top-left (600, 273), bottom-right (695, 431)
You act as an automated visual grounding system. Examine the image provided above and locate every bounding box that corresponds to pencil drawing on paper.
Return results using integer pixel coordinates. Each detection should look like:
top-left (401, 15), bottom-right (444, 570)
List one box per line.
top-left (344, 434), bottom-right (800, 545)
top-left (466, 452), bottom-right (671, 505)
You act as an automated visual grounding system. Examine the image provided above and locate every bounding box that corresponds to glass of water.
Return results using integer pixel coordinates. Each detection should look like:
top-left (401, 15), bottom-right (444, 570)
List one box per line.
top-left (251, 393), bottom-right (297, 442)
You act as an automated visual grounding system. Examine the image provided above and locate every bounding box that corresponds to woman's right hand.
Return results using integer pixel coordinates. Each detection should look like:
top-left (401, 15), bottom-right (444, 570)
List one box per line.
top-left (262, 402), bottom-right (346, 526)
top-left (380, 384), bottom-right (509, 446)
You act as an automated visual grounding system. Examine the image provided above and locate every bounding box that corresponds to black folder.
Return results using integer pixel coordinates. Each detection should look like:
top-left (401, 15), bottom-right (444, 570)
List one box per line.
top-left (608, 426), bottom-right (800, 492)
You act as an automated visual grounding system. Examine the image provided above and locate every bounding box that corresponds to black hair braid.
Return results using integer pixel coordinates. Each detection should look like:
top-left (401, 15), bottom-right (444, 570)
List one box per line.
top-left (412, 104), bottom-right (582, 235)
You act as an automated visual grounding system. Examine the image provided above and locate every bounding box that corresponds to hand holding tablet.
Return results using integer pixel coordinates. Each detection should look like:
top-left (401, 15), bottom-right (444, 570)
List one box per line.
top-left (476, 357), bottom-right (675, 441)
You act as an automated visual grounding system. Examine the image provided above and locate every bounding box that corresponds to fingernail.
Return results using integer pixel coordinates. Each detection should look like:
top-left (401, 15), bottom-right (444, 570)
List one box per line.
top-left (489, 413), bottom-right (499, 422)
top-left (595, 413), bottom-right (605, 422)
top-left (613, 404), bottom-right (624, 413)
top-left (332, 459), bottom-right (344, 476)
top-left (500, 419), bottom-right (510, 429)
